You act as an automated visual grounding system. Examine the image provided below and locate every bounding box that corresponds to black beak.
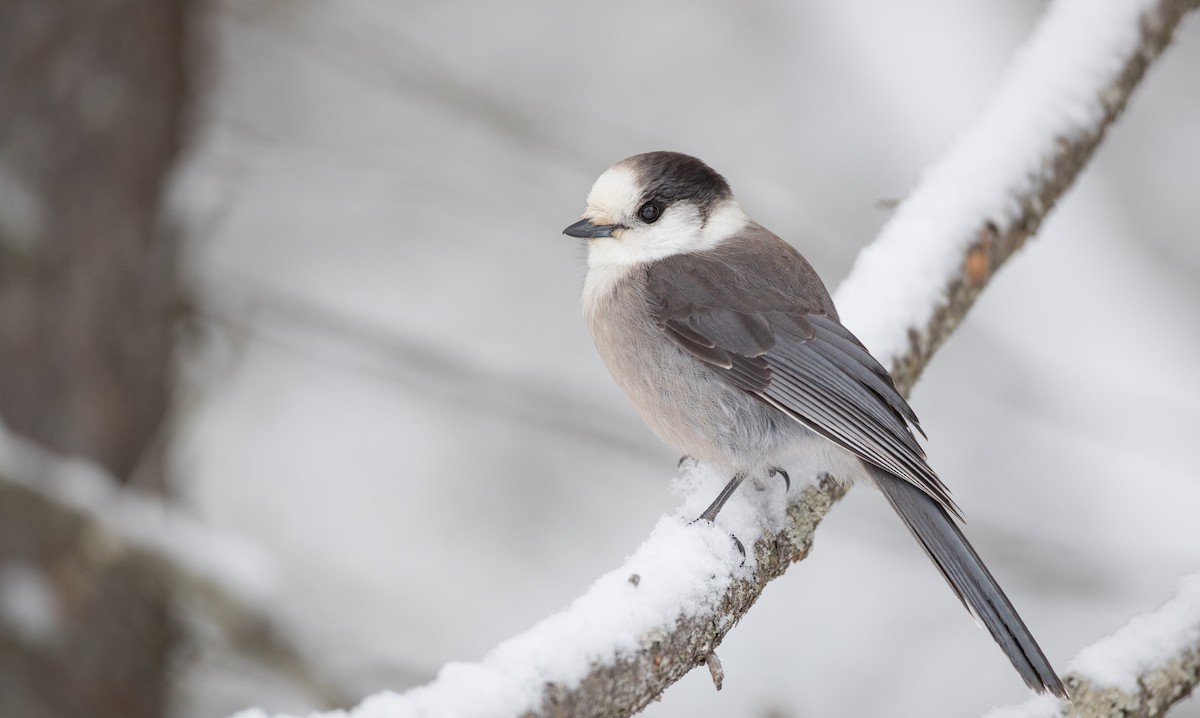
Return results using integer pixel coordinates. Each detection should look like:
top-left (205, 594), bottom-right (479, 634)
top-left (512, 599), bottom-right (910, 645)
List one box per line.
top-left (563, 218), bottom-right (617, 238)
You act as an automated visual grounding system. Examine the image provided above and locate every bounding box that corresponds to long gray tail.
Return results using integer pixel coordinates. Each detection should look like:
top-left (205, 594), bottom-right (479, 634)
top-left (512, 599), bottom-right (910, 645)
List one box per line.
top-left (869, 467), bottom-right (1067, 698)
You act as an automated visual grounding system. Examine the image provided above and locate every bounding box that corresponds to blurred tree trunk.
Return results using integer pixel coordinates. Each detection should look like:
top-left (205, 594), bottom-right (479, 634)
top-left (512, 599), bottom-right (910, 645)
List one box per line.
top-left (0, 0), bottom-right (192, 716)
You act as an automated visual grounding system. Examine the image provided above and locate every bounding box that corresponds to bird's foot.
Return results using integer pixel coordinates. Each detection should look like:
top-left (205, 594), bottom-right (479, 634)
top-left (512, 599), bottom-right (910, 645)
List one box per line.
top-left (691, 472), bottom-right (749, 561)
top-left (677, 455), bottom-right (696, 470)
top-left (689, 514), bottom-right (746, 561)
top-left (768, 466), bottom-right (790, 492)
top-left (730, 534), bottom-right (745, 560)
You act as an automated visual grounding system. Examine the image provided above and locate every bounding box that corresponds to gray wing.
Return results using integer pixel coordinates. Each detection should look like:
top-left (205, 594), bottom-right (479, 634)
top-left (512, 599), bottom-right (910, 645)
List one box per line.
top-left (647, 233), bottom-right (960, 518)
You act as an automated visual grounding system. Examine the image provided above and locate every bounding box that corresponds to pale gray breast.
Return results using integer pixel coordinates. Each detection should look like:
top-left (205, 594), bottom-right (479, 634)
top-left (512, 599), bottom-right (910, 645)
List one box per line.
top-left (585, 265), bottom-right (802, 471)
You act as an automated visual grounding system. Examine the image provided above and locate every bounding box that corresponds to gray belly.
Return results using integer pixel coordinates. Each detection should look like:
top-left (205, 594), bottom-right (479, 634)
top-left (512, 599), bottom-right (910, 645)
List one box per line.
top-left (587, 287), bottom-right (808, 473)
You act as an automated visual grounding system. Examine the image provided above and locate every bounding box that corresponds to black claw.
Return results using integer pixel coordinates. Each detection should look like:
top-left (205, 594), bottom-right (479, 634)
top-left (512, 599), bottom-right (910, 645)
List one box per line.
top-left (769, 467), bottom-right (791, 492)
top-left (690, 472), bottom-right (749, 565)
top-left (678, 455), bottom-right (695, 470)
top-left (689, 517), bottom-right (747, 564)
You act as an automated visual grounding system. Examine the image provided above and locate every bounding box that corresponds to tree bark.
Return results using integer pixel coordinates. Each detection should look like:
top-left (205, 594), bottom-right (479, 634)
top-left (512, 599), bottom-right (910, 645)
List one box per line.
top-left (0, 1), bottom-right (191, 716)
top-left (0, 0), bottom-right (187, 483)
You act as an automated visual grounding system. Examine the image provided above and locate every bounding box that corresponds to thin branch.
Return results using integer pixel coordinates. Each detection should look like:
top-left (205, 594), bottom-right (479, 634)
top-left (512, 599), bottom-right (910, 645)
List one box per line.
top-left (986, 573), bottom-right (1200, 718)
top-left (836, 0), bottom-right (1200, 393)
top-left (236, 0), bottom-right (1199, 716)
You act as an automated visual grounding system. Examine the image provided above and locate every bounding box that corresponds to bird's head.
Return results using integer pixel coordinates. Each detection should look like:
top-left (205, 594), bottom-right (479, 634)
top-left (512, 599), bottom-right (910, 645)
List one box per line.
top-left (564, 151), bottom-right (747, 267)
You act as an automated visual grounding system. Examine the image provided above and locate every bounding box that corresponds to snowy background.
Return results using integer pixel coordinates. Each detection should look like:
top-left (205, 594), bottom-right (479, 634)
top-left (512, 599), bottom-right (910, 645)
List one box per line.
top-left (170, 1), bottom-right (1200, 716)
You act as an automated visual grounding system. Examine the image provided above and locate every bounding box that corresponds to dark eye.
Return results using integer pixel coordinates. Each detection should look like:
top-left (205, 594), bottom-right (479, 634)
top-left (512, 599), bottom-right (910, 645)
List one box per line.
top-left (638, 201), bottom-right (663, 223)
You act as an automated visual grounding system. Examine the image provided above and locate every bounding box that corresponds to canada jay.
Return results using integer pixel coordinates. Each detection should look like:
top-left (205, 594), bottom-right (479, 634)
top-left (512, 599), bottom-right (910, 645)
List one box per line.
top-left (563, 151), bottom-right (1065, 697)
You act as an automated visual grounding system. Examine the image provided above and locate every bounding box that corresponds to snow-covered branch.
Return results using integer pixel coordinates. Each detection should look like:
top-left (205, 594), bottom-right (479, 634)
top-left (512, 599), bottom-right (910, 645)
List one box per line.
top-left (836, 0), bottom-right (1200, 393)
top-left (987, 572), bottom-right (1200, 718)
top-left (235, 0), bottom-right (1198, 716)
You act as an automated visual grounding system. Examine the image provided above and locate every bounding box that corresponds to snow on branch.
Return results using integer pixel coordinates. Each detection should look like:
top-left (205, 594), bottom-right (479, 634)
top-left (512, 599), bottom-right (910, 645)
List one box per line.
top-left (986, 572), bottom-right (1200, 718)
top-left (837, 0), bottom-right (1199, 394)
top-left (236, 0), bottom-right (1198, 716)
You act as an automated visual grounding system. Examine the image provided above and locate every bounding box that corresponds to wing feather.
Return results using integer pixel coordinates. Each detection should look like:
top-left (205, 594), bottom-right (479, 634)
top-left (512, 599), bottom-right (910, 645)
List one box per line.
top-left (645, 233), bottom-right (960, 517)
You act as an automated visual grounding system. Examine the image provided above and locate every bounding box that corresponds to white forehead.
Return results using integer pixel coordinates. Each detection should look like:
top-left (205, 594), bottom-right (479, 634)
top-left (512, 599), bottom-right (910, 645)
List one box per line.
top-left (585, 164), bottom-right (640, 215)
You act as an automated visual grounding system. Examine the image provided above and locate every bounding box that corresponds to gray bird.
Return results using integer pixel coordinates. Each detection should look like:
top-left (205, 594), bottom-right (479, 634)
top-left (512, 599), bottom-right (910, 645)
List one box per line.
top-left (563, 151), bottom-right (1066, 697)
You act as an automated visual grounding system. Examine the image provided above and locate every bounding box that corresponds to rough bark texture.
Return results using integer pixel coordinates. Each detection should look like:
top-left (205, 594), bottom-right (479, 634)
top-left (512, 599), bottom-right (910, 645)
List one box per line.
top-left (1061, 653), bottom-right (1200, 718)
top-left (0, 1), bottom-right (191, 716)
top-left (522, 0), bottom-right (1199, 715)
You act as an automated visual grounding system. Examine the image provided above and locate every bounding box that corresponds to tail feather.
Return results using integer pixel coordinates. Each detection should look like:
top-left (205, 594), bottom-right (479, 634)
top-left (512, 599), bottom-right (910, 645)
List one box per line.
top-left (869, 467), bottom-right (1067, 698)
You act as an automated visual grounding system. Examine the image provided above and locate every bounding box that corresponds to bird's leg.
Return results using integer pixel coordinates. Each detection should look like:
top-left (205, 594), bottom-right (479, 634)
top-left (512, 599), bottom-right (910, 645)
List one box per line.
top-left (696, 473), bottom-right (747, 523)
top-left (692, 473), bottom-right (748, 560)
top-left (768, 467), bottom-right (790, 492)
